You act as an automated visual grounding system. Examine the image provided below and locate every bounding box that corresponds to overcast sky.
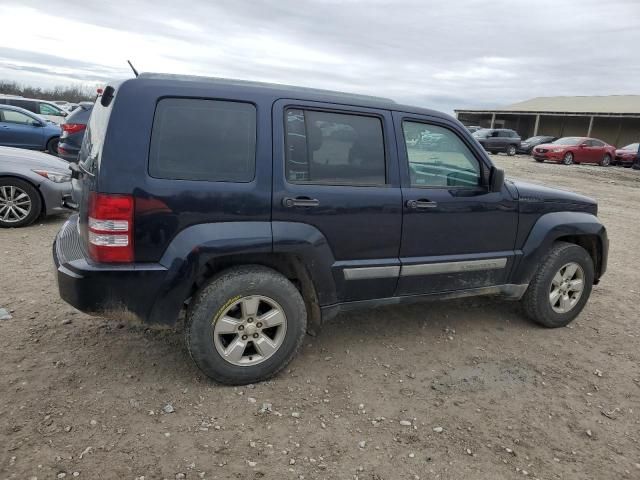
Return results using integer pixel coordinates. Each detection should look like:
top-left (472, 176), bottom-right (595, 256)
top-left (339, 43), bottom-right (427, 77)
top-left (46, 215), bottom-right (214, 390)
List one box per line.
top-left (1, 0), bottom-right (638, 113)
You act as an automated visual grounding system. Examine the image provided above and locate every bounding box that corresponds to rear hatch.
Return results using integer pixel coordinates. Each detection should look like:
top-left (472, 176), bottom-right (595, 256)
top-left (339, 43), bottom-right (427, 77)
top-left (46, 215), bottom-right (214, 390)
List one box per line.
top-left (72, 89), bottom-right (114, 257)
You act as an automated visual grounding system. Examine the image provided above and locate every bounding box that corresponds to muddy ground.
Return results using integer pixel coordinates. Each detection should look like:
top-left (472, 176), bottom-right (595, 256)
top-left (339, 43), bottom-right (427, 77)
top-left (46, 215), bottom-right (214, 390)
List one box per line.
top-left (1, 155), bottom-right (639, 480)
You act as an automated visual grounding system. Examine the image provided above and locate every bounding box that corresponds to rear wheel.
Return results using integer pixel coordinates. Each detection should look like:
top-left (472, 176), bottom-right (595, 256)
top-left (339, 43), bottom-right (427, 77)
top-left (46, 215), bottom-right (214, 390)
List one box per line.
top-left (521, 242), bottom-right (594, 328)
top-left (185, 265), bottom-right (307, 385)
top-left (600, 154), bottom-right (611, 167)
top-left (562, 152), bottom-right (574, 165)
top-left (46, 137), bottom-right (59, 156)
top-left (506, 145), bottom-right (517, 156)
top-left (0, 178), bottom-right (42, 228)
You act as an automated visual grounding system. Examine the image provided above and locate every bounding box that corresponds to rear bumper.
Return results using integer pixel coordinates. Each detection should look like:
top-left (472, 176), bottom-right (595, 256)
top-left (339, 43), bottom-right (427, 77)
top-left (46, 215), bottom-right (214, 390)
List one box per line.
top-left (53, 215), bottom-right (172, 324)
top-left (57, 142), bottom-right (80, 162)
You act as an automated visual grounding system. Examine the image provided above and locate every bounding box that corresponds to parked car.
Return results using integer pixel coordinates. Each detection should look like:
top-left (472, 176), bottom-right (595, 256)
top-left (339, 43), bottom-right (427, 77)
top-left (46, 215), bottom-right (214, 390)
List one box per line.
top-left (614, 143), bottom-right (639, 167)
top-left (517, 135), bottom-right (557, 154)
top-left (533, 137), bottom-right (616, 166)
top-left (0, 95), bottom-right (68, 124)
top-left (0, 104), bottom-right (61, 154)
top-left (465, 125), bottom-right (482, 133)
top-left (0, 146), bottom-right (72, 227)
top-left (58, 102), bottom-right (93, 162)
top-left (53, 74), bottom-right (608, 385)
top-left (472, 128), bottom-right (521, 155)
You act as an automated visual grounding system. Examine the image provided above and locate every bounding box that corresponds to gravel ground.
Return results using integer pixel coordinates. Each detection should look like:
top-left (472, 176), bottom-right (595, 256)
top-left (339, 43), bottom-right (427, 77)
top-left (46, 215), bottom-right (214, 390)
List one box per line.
top-left (1, 155), bottom-right (639, 480)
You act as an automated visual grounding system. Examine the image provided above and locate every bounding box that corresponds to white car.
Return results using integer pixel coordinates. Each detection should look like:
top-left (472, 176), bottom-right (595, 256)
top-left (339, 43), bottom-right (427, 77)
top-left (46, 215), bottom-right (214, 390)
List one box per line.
top-left (0, 96), bottom-right (68, 124)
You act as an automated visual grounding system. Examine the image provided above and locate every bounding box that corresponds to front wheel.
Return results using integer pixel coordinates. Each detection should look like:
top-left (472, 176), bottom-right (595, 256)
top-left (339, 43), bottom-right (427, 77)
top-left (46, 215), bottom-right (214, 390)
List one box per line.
top-left (562, 152), bottom-right (574, 165)
top-left (185, 265), bottom-right (307, 385)
top-left (0, 178), bottom-right (42, 228)
top-left (506, 145), bottom-right (517, 156)
top-left (600, 154), bottom-right (611, 167)
top-left (521, 242), bottom-right (594, 328)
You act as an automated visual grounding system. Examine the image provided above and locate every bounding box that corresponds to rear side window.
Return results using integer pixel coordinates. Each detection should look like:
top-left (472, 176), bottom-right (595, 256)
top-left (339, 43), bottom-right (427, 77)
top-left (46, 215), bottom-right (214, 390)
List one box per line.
top-left (149, 98), bottom-right (256, 182)
top-left (7, 99), bottom-right (36, 113)
top-left (285, 109), bottom-right (386, 185)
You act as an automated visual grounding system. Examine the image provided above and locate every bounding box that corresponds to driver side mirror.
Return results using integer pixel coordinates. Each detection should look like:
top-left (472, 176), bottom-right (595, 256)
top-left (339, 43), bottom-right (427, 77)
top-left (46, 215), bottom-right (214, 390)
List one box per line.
top-left (489, 167), bottom-right (505, 193)
top-left (30, 120), bottom-right (43, 127)
top-left (579, 143), bottom-right (588, 148)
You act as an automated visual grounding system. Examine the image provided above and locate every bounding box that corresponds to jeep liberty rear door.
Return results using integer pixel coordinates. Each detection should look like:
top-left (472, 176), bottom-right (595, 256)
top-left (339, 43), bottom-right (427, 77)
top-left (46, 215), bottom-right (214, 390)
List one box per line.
top-left (272, 100), bottom-right (402, 303)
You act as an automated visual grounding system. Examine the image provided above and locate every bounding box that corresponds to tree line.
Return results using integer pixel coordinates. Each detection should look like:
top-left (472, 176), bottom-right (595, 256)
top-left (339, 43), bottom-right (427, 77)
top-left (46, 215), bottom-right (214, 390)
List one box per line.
top-left (0, 81), bottom-right (97, 103)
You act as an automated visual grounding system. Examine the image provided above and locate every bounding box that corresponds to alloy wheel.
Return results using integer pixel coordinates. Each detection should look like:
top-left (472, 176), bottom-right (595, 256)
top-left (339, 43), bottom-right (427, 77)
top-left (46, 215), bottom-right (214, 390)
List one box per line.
top-left (0, 185), bottom-right (32, 223)
top-left (563, 153), bottom-right (573, 165)
top-left (212, 295), bottom-right (287, 366)
top-left (549, 262), bottom-right (585, 313)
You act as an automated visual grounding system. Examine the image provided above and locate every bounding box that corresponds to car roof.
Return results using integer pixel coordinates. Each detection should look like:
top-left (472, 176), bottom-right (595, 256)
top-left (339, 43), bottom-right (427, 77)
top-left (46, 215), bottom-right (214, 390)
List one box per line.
top-left (0, 95), bottom-right (58, 105)
top-left (133, 72), bottom-right (450, 119)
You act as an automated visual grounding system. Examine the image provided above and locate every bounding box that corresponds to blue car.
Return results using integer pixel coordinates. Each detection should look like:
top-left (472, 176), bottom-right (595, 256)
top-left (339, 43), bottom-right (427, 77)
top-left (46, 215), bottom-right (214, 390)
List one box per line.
top-left (0, 104), bottom-right (61, 154)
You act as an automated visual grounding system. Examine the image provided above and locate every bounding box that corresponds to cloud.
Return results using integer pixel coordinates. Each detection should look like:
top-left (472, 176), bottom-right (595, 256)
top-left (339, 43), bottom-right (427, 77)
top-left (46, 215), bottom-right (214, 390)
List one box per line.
top-left (1, 0), bottom-right (638, 113)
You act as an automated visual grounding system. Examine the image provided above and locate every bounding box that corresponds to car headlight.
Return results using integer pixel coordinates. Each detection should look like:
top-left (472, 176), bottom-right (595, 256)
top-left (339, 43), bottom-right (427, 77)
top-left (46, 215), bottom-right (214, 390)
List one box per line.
top-left (552, 148), bottom-right (565, 153)
top-left (33, 170), bottom-right (71, 183)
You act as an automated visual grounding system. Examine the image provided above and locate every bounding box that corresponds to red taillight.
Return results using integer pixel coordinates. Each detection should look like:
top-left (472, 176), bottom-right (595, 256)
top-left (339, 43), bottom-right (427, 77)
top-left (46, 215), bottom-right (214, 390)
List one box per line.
top-left (57, 146), bottom-right (68, 154)
top-left (62, 123), bottom-right (86, 134)
top-left (88, 192), bottom-right (134, 263)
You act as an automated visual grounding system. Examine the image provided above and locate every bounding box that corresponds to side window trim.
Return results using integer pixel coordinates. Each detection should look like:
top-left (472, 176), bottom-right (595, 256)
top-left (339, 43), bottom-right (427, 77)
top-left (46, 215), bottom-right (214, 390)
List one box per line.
top-left (397, 115), bottom-right (489, 190)
top-left (283, 106), bottom-right (389, 187)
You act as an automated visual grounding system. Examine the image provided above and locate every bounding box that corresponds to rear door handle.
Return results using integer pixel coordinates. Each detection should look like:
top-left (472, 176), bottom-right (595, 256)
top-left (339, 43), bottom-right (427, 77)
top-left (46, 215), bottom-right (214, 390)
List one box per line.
top-left (406, 199), bottom-right (437, 209)
top-left (283, 196), bottom-right (320, 208)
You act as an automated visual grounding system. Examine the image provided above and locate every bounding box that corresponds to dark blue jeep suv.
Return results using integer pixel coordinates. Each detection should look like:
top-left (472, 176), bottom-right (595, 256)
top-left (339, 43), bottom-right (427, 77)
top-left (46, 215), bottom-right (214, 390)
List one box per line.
top-left (53, 74), bottom-right (608, 385)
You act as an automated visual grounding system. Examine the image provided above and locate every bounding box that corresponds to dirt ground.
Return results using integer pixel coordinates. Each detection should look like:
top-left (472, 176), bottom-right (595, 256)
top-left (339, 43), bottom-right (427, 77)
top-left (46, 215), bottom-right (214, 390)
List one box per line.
top-left (1, 155), bottom-right (639, 480)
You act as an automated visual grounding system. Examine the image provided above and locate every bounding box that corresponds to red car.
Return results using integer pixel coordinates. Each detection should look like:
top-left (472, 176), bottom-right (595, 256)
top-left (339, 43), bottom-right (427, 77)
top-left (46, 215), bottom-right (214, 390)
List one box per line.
top-left (614, 143), bottom-right (639, 167)
top-left (532, 137), bottom-right (616, 166)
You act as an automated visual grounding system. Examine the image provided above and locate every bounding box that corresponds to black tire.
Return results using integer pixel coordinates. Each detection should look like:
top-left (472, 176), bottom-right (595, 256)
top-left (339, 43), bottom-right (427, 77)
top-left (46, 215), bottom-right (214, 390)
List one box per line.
top-left (46, 137), bottom-right (59, 155)
top-left (185, 265), bottom-right (307, 385)
top-left (521, 242), bottom-right (594, 328)
top-left (0, 178), bottom-right (42, 228)
top-left (506, 145), bottom-right (517, 156)
top-left (562, 152), bottom-right (574, 165)
top-left (600, 154), bottom-right (611, 167)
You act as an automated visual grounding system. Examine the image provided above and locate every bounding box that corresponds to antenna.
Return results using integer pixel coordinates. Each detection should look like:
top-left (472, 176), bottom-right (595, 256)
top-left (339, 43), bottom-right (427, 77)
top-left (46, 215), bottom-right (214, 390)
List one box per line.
top-left (127, 60), bottom-right (139, 77)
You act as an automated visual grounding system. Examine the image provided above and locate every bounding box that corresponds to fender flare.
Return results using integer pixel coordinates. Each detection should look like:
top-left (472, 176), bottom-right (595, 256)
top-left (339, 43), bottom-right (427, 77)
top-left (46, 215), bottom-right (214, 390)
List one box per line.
top-left (511, 211), bottom-right (607, 285)
top-left (148, 222), bottom-right (272, 324)
top-left (146, 221), bottom-right (338, 324)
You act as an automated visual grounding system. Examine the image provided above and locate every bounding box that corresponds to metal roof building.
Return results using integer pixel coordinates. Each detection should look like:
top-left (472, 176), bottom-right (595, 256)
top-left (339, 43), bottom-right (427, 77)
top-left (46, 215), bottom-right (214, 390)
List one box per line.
top-left (455, 95), bottom-right (640, 147)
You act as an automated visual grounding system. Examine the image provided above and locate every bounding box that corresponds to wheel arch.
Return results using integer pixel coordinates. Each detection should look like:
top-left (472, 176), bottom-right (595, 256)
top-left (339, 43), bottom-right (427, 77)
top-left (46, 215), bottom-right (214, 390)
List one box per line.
top-left (0, 174), bottom-right (47, 216)
top-left (192, 253), bottom-right (322, 335)
top-left (512, 211), bottom-right (608, 285)
top-left (146, 221), bottom-right (337, 332)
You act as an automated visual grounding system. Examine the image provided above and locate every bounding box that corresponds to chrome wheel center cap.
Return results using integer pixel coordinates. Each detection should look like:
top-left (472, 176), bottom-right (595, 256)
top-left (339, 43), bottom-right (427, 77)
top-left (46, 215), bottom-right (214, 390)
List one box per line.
top-left (245, 323), bottom-right (257, 336)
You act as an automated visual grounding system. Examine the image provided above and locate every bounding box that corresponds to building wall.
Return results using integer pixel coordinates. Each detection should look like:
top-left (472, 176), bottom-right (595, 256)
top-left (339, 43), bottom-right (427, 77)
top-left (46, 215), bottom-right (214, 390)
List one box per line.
top-left (457, 111), bottom-right (640, 146)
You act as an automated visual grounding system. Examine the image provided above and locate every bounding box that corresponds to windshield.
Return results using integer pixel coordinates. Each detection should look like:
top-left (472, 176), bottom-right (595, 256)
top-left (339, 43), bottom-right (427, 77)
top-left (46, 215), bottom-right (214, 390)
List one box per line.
top-left (472, 129), bottom-right (492, 138)
top-left (552, 137), bottom-right (582, 146)
top-left (524, 136), bottom-right (547, 142)
top-left (621, 143), bottom-right (639, 151)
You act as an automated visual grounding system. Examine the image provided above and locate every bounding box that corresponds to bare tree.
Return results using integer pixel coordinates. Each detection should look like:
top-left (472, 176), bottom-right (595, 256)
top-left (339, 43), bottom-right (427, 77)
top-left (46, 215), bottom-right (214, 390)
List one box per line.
top-left (0, 81), bottom-right (97, 103)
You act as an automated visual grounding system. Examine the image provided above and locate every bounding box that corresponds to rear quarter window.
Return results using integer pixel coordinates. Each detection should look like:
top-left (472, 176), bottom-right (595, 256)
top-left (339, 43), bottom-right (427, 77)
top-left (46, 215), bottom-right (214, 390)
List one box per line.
top-left (149, 98), bottom-right (256, 182)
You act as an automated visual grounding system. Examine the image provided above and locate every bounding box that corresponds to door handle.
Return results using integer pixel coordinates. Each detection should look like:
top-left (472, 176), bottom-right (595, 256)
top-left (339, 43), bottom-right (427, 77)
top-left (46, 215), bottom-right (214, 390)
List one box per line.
top-left (406, 199), bottom-right (437, 209)
top-left (283, 196), bottom-right (320, 208)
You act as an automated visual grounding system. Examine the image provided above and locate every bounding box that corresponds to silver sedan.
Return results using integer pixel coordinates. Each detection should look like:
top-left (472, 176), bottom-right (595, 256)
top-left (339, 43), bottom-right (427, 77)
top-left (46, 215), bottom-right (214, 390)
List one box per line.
top-left (0, 146), bottom-right (72, 227)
